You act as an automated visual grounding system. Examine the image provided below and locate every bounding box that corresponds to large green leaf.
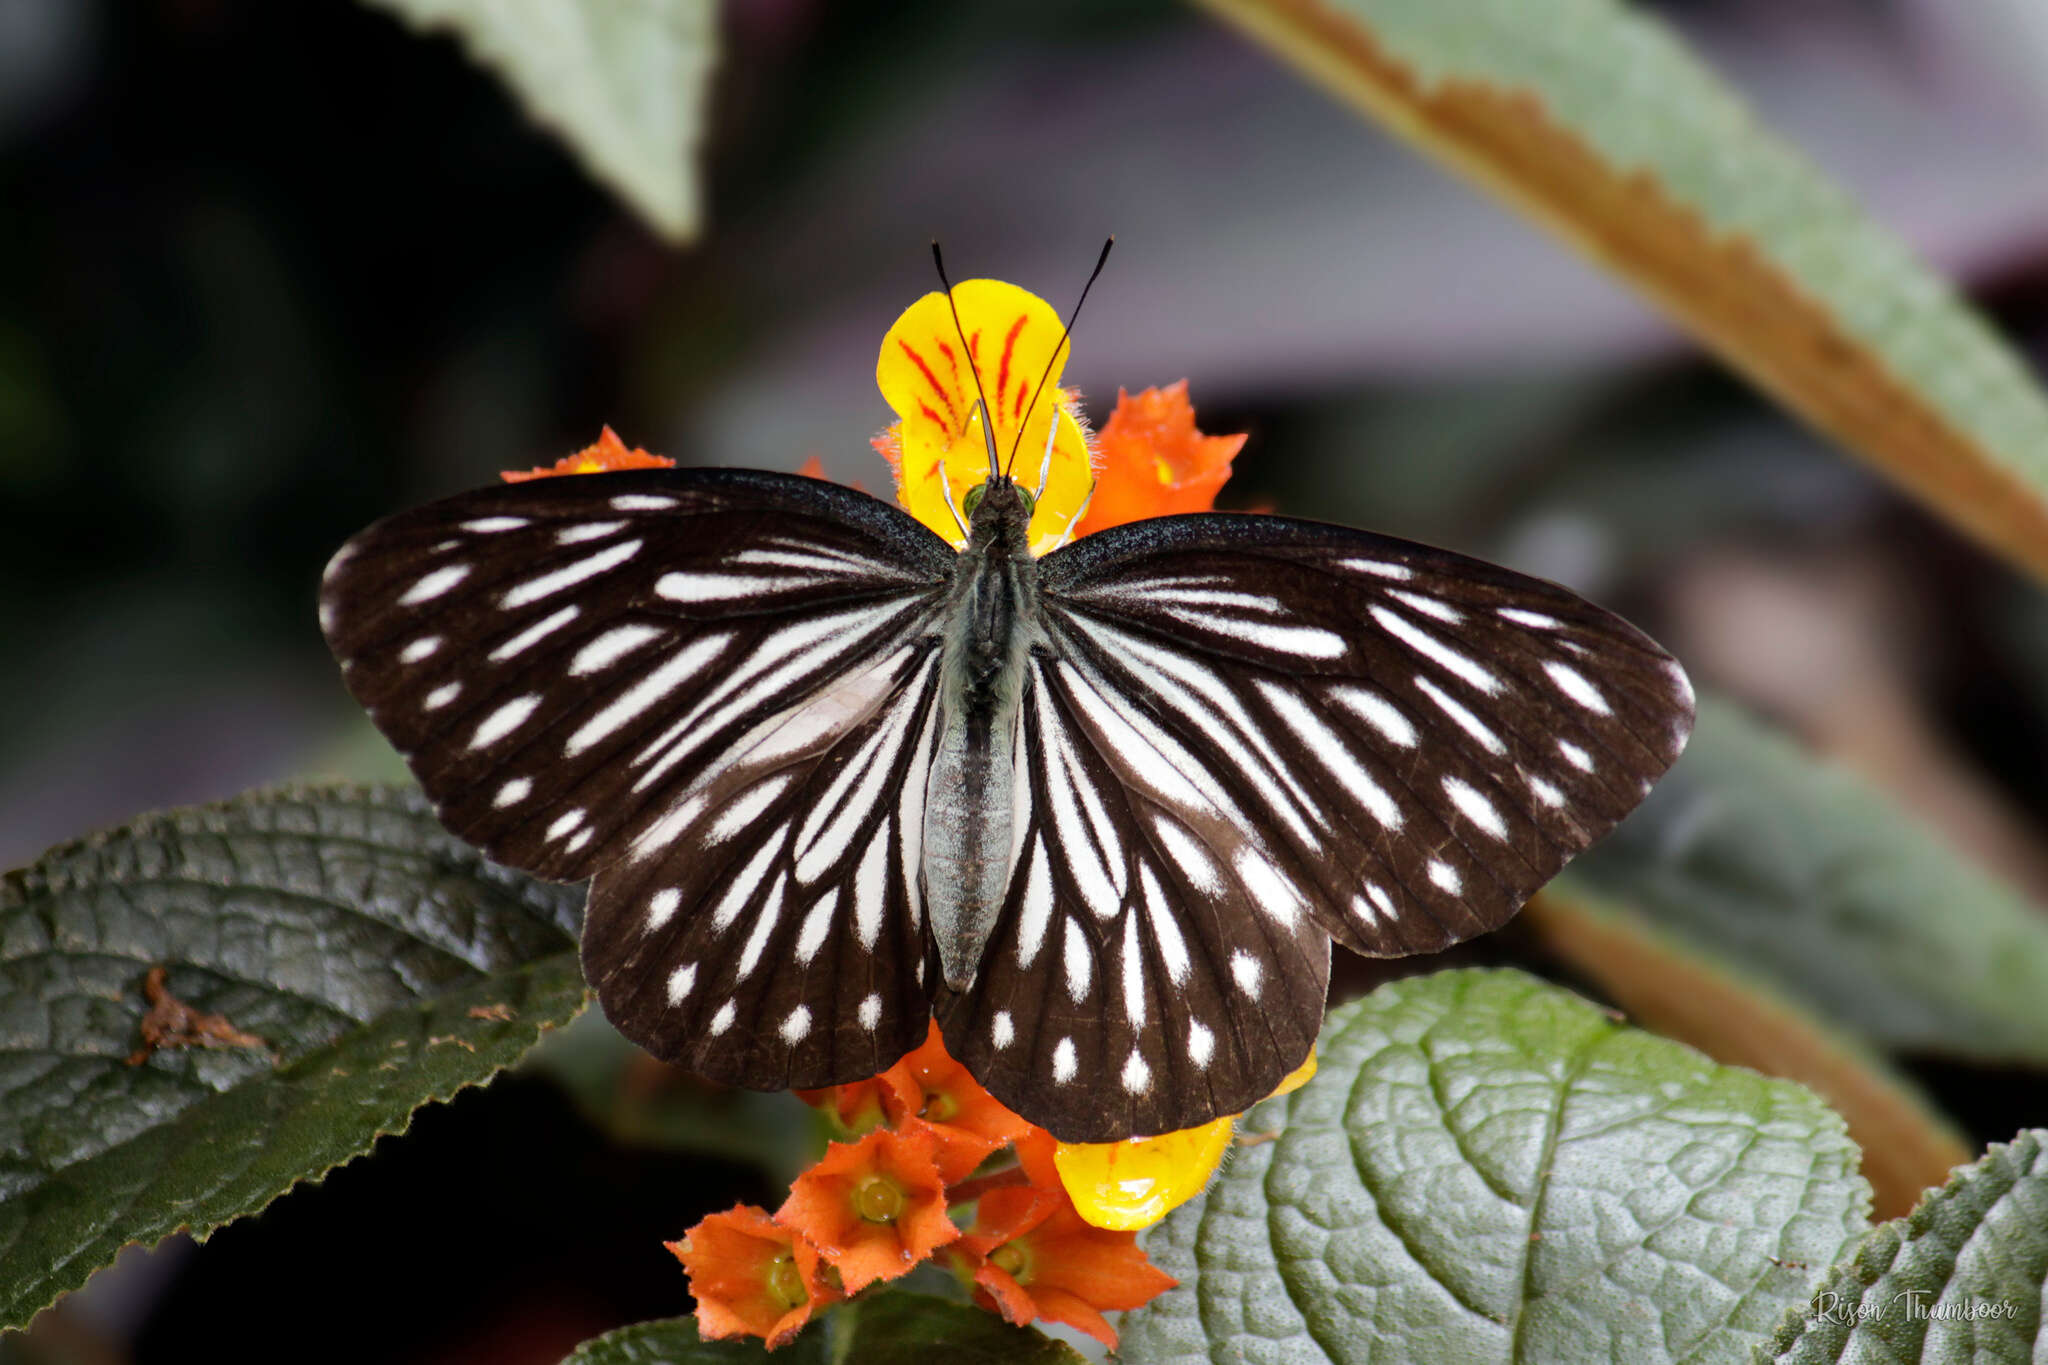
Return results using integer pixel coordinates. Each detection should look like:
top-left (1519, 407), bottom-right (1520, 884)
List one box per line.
top-left (357, 0), bottom-right (715, 242)
top-left (1759, 1131), bottom-right (2047, 1363)
top-left (1118, 968), bottom-right (1869, 1364)
top-left (1195, 0), bottom-right (2048, 586)
top-left (0, 784), bottom-right (588, 1330)
top-left (1566, 697), bottom-right (2048, 1063)
top-left (559, 1295), bottom-right (1085, 1364)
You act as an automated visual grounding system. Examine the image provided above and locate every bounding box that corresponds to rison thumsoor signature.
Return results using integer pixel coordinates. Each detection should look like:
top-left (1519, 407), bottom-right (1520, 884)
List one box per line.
top-left (1811, 1290), bottom-right (2019, 1325)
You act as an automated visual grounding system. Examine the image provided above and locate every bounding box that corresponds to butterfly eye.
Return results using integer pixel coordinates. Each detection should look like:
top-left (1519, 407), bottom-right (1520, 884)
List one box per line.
top-left (1015, 484), bottom-right (1036, 520)
top-left (963, 482), bottom-right (987, 520)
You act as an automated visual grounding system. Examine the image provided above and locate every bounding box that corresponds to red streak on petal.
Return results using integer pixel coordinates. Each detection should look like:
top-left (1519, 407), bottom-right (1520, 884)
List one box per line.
top-left (996, 315), bottom-right (1028, 421)
top-left (1014, 379), bottom-right (1029, 425)
top-left (899, 340), bottom-right (960, 429)
top-left (917, 401), bottom-right (947, 439)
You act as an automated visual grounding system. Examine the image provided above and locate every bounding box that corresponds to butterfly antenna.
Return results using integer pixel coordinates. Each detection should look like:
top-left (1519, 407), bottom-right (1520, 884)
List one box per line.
top-left (931, 243), bottom-right (1001, 521)
top-left (1004, 236), bottom-right (1114, 478)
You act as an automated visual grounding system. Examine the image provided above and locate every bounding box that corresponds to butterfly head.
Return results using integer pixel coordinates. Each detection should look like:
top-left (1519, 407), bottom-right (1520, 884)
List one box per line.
top-left (962, 472), bottom-right (1034, 527)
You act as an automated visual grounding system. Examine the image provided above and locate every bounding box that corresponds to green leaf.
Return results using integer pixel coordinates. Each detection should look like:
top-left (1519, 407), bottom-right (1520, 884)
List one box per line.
top-left (559, 1315), bottom-right (825, 1365)
top-left (1195, 0), bottom-right (2048, 585)
top-left (1524, 885), bottom-right (1969, 1223)
top-left (357, 0), bottom-right (716, 242)
top-left (1117, 968), bottom-right (1869, 1365)
top-left (832, 1292), bottom-right (1089, 1364)
top-left (0, 784), bottom-right (588, 1330)
top-left (1759, 1131), bottom-right (2047, 1363)
top-left (557, 1296), bottom-right (1085, 1365)
top-left (1566, 697), bottom-right (2048, 1064)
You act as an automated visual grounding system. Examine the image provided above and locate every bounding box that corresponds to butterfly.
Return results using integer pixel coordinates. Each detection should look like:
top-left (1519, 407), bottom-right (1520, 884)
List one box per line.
top-left (319, 454), bottom-right (1694, 1142)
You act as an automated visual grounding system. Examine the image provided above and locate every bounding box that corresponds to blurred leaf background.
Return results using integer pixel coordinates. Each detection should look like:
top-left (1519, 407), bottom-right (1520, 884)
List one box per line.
top-left (8, 0), bottom-right (2048, 1360)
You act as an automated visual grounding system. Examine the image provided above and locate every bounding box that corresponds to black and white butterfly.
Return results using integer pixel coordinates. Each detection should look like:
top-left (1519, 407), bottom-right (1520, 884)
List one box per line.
top-left (320, 465), bottom-right (1693, 1141)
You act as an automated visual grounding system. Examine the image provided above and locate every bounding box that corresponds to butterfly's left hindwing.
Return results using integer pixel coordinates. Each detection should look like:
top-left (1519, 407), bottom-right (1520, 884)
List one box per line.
top-left (320, 469), bottom-right (956, 1087)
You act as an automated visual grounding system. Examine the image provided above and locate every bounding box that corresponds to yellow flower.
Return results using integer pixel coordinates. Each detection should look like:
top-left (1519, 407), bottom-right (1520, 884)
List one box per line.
top-left (872, 279), bottom-right (1094, 555)
top-left (1053, 1048), bottom-right (1318, 1231)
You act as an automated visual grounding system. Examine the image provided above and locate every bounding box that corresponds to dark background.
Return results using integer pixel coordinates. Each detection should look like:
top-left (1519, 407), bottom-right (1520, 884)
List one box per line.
top-left (7, 0), bottom-right (2048, 1360)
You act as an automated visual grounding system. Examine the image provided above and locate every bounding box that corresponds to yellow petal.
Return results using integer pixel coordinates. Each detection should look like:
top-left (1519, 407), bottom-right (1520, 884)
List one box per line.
top-left (875, 279), bottom-right (1094, 554)
top-left (1270, 1046), bottom-right (1317, 1097)
top-left (1052, 1115), bottom-right (1236, 1232)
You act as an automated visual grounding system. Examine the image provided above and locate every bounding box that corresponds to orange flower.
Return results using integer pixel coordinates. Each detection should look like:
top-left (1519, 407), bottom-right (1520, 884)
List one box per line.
top-left (955, 1138), bottom-right (1178, 1351)
top-left (880, 1020), bottom-right (1034, 1182)
top-left (501, 425), bottom-right (675, 482)
top-left (1074, 381), bottom-right (1243, 537)
top-left (795, 1068), bottom-right (918, 1141)
top-left (775, 1126), bottom-right (958, 1293)
top-left (667, 1205), bottom-right (833, 1350)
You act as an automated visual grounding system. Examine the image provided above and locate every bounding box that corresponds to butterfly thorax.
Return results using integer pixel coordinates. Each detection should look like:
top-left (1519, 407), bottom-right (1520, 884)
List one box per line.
top-left (925, 478), bottom-right (1041, 989)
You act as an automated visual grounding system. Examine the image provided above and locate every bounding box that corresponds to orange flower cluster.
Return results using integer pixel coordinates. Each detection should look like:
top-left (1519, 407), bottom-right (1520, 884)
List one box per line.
top-left (501, 425), bottom-right (674, 482)
top-left (670, 1023), bottom-right (1175, 1351)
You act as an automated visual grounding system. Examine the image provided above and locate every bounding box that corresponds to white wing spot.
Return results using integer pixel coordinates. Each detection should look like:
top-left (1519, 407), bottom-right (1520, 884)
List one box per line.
top-left (1230, 951), bottom-right (1263, 999)
top-left (1390, 589), bottom-right (1463, 623)
top-left (493, 777), bottom-right (532, 808)
top-left (709, 1000), bottom-right (736, 1034)
top-left (1151, 817), bottom-right (1222, 896)
top-left (501, 539), bottom-right (642, 610)
top-left (1331, 686), bottom-right (1417, 748)
top-left (424, 681), bottom-right (462, 710)
top-left (1428, 859), bottom-right (1463, 894)
top-left (1558, 739), bottom-right (1595, 772)
top-left (1258, 683), bottom-right (1400, 830)
top-left (665, 963), bottom-right (696, 1003)
top-left (1052, 1037), bottom-right (1078, 1083)
top-left (1063, 917), bottom-right (1092, 1002)
top-left (611, 494), bottom-right (676, 511)
top-left (546, 808), bottom-right (585, 842)
top-left (780, 1006), bottom-right (812, 1044)
top-left (1370, 606), bottom-right (1501, 694)
top-left (656, 571), bottom-right (814, 603)
top-left (471, 694), bottom-right (541, 749)
top-left (489, 604), bottom-right (580, 661)
top-left (564, 827), bottom-right (593, 854)
top-left (647, 888), bottom-right (681, 931)
top-left (461, 516), bottom-right (528, 533)
top-left (1442, 775), bottom-right (1509, 840)
top-left (793, 890), bottom-right (838, 965)
top-left (708, 775), bottom-right (792, 844)
top-left (1339, 557), bottom-right (1413, 580)
top-left (992, 1011), bottom-right (1015, 1049)
top-left (1414, 675), bottom-right (1507, 755)
top-left (566, 633), bottom-right (728, 756)
top-left (858, 994), bottom-right (882, 1030)
top-left (1233, 845), bottom-right (1304, 925)
top-left (1121, 1050), bottom-right (1152, 1095)
top-left (1365, 882), bottom-right (1399, 922)
top-left (556, 520), bottom-right (627, 545)
top-left (1499, 607), bottom-right (1562, 629)
top-left (1015, 840), bottom-right (1054, 968)
top-left (399, 636), bottom-right (441, 664)
top-left (400, 564), bottom-right (471, 606)
top-left (1544, 661), bottom-right (1612, 714)
top-left (1188, 1021), bottom-right (1215, 1068)
top-left (570, 624), bottom-right (663, 676)
top-left (1120, 915), bottom-right (1147, 1028)
top-left (1527, 773), bottom-right (1565, 807)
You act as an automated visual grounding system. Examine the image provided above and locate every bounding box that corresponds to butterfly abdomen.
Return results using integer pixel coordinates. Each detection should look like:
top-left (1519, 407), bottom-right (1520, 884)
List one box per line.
top-left (926, 488), bottom-right (1041, 990)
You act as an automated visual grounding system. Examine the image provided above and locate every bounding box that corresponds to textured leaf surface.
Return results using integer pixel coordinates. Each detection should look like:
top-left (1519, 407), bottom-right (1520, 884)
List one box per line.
top-left (1525, 884), bottom-right (1969, 1221)
top-left (559, 1315), bottom-right (824, 1364)
top-left (1197, 0), bottom-right (2048, 585)
top-left (1117, 968), bottom-right (1869, 1364)
top-left (1760, 1131), bottom-right (2047, 1363)
top-left (1570, 698), bottom-right (2048, 1063)
top-left (358, 0), bottom-right (714, 241)
top-left (558, 1296), bottom-right (1083, 1364)
top-left (0, 784), bottom-right (587, 1330)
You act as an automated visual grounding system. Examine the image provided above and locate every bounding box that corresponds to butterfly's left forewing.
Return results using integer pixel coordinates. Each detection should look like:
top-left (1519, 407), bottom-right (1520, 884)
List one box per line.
top-left (321, 468), bottom-right (957, 1087)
